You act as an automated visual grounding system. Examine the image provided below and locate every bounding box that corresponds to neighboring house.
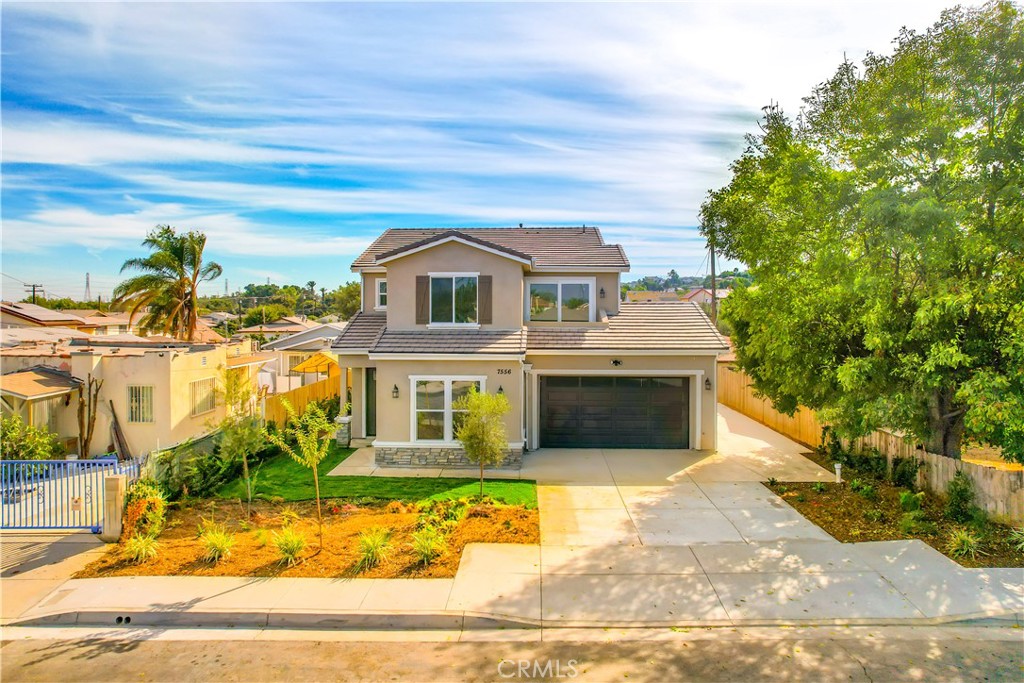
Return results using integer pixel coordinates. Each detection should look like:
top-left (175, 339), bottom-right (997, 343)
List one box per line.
top-left (259, 322), bottom-right (347, 393)
top-left (680, 288), bottom-right (731, 306)
top-left (332, 227), bottom-right (729, 468)
top-left (236, 315), bottom-right (317, 342)
top-left (624, 290), bottom-right (680, 303)
top-left (0, 302), bottom-right (138, 335)
top-left (0, 337), bottom-right (268, 457)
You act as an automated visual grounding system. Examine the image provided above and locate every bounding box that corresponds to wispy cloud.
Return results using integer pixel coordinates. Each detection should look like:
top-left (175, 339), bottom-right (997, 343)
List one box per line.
top-left (2, 0), bottom-right (964, 287)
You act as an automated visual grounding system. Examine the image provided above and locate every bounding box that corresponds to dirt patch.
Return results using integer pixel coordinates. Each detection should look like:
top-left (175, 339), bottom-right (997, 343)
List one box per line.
top-left (766, 476), bottom-right (1023, 568)
top-left (76, 498), bottom-right (539, 579)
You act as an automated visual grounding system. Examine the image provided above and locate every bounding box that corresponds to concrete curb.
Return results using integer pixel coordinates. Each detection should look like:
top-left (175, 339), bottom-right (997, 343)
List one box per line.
top-left (13, 607), bottom-right (1022, 631)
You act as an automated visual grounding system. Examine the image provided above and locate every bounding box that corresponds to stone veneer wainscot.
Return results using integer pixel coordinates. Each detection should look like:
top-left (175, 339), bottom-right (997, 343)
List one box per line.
top-left (375, 446), bottom-right (523, 469)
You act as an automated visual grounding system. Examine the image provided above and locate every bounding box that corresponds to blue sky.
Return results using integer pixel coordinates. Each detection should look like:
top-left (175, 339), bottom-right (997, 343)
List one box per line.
top-left (1, 1), bottom-right (967, 300)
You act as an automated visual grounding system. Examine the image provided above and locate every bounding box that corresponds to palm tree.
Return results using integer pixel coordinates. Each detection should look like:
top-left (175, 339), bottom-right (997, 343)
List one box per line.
top-left (113, 225), bottom-right (223, 341)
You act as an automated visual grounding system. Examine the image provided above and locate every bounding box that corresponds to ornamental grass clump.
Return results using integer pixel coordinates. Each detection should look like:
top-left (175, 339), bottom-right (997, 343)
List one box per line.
top-left (410, 526), bottom-right (446, 566)
top-left (946, 527), bottom-right (985, 560)
top-left (122, 534), bottom-right (159, 564)
top-left (357, 527), bottom-right (392, 570)
top-left (273, 527), bottom-right (306, 566)
top-left (200, 524), bottom-right (236, 563)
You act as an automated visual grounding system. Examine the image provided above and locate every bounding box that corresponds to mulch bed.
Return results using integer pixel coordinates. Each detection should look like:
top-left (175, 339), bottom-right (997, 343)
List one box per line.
top-left (767, 454), bottom-right (1023, 568)
top-left (76, 498), bottom-right (539, 579)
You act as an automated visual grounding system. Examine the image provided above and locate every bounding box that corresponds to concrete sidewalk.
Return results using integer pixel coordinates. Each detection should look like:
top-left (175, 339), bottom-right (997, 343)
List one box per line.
top-left (12, 539), bottom-right (1022, 629)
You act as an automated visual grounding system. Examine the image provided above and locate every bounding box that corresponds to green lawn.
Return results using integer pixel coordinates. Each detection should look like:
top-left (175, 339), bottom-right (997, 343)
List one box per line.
top-left (216, 443), bottom-right (537, 507)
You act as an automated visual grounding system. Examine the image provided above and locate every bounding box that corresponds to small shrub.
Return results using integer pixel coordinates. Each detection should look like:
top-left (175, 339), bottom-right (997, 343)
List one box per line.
top-left (945, 471), bottom-right (975, 523)
top-left (891, 457), bottom-right (922, 490)
top-left (410, 526), bottom-right (446, 565)
top-left (899, 490), bottom-right (925, 512)
top-left (253, 528), bottom-right (270, 548)
top-left (122, 534), bottom-right (159, 564)
top-left (859, 452), bottom-right (887, 480)
top-left (863, 509), bottom-right (884, 523)
top-left (201, 525), bottom-right (236, 563)
top-left (811, 482), bottom-right (827, 494)
top-left (1009, 527), bottom-right (1024, 553)
top-left (899, 510), bottom-right (937, 535)
top-left (122, 482), bottom-right (167, 541)
top-left (385, 500), bottom-right (405, 514)
top-left (849, 479), bottom-right (864, 492)
top-left (766, 477), bottom-right (779, 487)
top-left (357, 527), bottom-right (392, 570)
top-left (279, 506), bottom-right (300, 527)
top-left (777, 485), bottom-right (788, 494)
top-left (857, 484), bottom-right (878, 501)
top-left (967, 506), bottom-right (990, 532)
top-left (795, 493), bottom-right (806, 503)
top-left (273, 527), bottom-right (306, 566)
top-left (946, 527), bottom-right (984, 559)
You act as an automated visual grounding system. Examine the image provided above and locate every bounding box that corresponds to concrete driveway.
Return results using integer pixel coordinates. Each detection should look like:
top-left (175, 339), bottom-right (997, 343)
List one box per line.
top-left (524, 405), bottom-right (834, 546)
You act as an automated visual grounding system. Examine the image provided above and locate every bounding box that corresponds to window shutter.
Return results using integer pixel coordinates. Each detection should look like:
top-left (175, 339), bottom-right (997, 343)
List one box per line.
top-left (479, 275), bottom-right (493, 325)
top-left (416, 276), bottom-right (430, 324)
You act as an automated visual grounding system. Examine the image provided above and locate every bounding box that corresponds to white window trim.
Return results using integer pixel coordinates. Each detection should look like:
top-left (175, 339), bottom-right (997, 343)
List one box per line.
top-left (524, 276), bottom-right (598, 323)
top-left (126, 385), bottom-right (155, 424)
top-left (427, 272), bottom-right (480, 327)
top-left (375, 279), bottom-right (388, 311)
top-left (409, 374), bottom-right (487, 444)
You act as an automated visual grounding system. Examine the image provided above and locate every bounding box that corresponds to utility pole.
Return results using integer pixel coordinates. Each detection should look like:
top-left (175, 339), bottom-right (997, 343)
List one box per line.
top-left (24, 284), bottom-right (43, 304)
top-left (84, 273), bottom-right (92, 302)
top-left (709, 228), bottom-right (718, 325)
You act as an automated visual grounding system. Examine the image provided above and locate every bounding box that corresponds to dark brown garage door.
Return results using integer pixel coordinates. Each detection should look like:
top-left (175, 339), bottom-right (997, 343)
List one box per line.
top-left (540, 376), bottom-right (689, 448)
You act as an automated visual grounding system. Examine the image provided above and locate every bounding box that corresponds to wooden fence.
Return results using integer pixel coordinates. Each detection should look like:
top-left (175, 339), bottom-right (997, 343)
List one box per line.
top-left (264, 377), bottom-right (340, 426)
top-left (717, 362), bottom-right (1024, 523)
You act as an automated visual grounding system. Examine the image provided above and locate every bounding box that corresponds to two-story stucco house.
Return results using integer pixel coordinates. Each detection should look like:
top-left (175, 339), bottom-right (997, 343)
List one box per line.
top-left (332, 227), bottom-right (729, 468)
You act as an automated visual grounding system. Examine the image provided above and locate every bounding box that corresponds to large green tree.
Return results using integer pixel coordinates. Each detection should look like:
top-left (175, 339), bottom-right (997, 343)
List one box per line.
top-left (702, 2), bottom-right (1023, 461)
top-left (114, 226), bottom-right (223, 341)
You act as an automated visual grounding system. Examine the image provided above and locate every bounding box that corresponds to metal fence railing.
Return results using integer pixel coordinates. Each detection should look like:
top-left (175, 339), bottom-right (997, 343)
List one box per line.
top-left (1, 456), bottom-right (144, 532)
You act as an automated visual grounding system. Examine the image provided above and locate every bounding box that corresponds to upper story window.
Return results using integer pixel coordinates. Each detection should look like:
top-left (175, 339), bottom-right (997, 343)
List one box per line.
top-left (376, 280), bottom-right (388, 309)
top-left (430, 274), bottom-right (478, 325)
top-left (526, 278), bottom-right (595, 322)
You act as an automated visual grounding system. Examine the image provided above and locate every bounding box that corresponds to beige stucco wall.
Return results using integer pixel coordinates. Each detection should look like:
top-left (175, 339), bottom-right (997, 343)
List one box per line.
top-left (361, 272), bottom-right (386, 314)
top-left (372, 358), bottom-right (523, 446)
top-left (525, 353), bottom-right (719, 451)
top-left (379, 242), bottom-right (526, 331)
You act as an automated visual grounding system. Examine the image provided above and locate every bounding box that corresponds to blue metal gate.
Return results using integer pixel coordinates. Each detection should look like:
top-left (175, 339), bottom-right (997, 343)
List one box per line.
top-left (1, 457), bottom-right (142, 532)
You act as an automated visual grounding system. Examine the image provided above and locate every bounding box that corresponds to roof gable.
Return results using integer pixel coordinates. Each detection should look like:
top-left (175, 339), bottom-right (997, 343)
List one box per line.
top-left (374, 231), bottom-right (533, 266)
top-left (352, 226), bottom-right (630, 272)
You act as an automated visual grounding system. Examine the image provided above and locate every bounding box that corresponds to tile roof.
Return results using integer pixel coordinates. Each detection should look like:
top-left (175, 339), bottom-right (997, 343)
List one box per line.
top-left (352, 227), bottom-right (629, 271)
top-left (526, 302), bottom-right (729, 352)
top-left (0, 367), bottom-right (82, 400)
top-left (236, 317), bottom-right (316, 335)
top-left (372, 329), bottom-right (527, 355)
top-left (0, 302), bottom-right (93, 326)
top-left (376, 230), bottom-right (532, 264)
top-left (331, 311), bottom-right (387, 351)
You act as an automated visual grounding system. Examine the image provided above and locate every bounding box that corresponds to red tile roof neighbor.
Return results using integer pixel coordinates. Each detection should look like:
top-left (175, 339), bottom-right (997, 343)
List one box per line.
top-left (352, 227), bottom-right (629, 271)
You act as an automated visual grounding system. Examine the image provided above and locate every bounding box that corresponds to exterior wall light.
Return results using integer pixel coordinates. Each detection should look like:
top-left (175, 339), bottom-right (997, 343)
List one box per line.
top-left (599, 287), bottom-right (606, 299)
top-left (392, 384), bottom-right (399, 399)
top-left (704, 377), bottom-right (712, 391)
top-left (497, 385), bottom-right (504, 395)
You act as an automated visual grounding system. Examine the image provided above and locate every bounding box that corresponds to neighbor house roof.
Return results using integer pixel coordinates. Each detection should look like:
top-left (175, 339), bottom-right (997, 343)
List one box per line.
top-left (624, 290), bottom-right (681, 302)
top-left (261, 322), bottom-right (348, 351)
top-left (226, 352), bottom-right (275, 369)
top-left (526, 302), bottom-right (729, 352)
top-left (0, 302), bottom-right (97, 328)
top-left (371, 329), bottom-right (527, 355)
top-left (0, 326), bottom-right (90, 348)
top-left (236, 316), bottom-right (317, 335)
top-left (351, 227), bottom-right (629, 271)
top-left (0, 367), bottom-right (82, 400)
top-left (331, 312), bottom-right (387, 352)
top-left (680, 288), bottom-right (731, 301)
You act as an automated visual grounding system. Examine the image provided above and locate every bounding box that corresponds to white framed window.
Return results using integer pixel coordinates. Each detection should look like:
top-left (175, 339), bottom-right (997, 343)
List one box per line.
top-left (410, 375), bottom-right (487, 442)
top-left (525, 277), bottom-right (597, 322)
top-left (429, 272), bottom-right (478, 326)
top-left (376, 279), bottom-right (388, 309)
top-left (127, 385), bottom-right (154, 423)
top-left (190, 377), bottom-right (217, 417)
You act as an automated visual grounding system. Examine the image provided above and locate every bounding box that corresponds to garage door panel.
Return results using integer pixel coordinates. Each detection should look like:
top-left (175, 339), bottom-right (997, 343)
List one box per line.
top-left (540, 376), bottom-right (690, 449)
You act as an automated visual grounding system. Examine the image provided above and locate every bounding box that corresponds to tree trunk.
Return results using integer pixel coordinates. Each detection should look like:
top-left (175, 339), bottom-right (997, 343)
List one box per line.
top-left (924, 389), bottom-right (965, 458)
top-left (313, 468), bottom-right (323, 550)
